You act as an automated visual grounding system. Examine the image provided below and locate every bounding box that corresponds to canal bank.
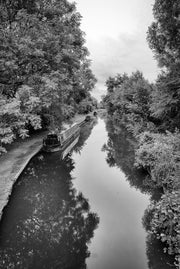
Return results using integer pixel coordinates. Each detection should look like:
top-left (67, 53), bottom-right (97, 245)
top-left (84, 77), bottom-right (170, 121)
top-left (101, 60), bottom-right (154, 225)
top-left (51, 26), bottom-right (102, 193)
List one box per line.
top-left (0, 114), bottom-right (86, 220)
top-left (0, 117), bottom-right (176, 269)
top-left (0, 133), bottom-right (45, 220)
top-left (71, 119), bottom-right (176, 269)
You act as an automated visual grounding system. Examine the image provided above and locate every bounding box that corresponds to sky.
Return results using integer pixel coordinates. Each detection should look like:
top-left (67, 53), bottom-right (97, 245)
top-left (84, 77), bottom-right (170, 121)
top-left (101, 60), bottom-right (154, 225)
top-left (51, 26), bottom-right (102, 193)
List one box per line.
top-left (70, 0), bottom-right (159, 100)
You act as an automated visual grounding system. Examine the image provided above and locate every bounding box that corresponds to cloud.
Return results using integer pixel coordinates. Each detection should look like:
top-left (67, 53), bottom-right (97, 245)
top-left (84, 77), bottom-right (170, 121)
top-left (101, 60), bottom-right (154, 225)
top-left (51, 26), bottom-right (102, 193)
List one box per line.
top-left (87, 33), bottom-right (159, 100)
top-left (70, 0), bottom-right (159, 100)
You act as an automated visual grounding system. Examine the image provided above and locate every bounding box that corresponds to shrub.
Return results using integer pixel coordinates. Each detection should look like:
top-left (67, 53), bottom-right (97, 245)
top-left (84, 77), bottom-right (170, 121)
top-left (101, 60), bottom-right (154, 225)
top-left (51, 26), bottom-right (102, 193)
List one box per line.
top-left (135, 131), bottom-right (180, 189)
top-left (148, 192), bottom-right (180, 267)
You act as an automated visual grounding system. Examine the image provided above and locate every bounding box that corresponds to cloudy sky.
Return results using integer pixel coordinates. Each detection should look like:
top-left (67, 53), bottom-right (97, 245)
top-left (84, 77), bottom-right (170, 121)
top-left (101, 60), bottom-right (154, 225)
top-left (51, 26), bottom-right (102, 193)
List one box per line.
top-left (71, 0), bottom-right (159, 100)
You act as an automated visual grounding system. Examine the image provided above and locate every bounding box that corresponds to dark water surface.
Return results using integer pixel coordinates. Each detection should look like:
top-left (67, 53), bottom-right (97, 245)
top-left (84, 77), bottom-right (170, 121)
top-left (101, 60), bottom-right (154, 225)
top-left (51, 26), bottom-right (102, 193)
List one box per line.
top-left (0, 118), bottom-right (176, 269)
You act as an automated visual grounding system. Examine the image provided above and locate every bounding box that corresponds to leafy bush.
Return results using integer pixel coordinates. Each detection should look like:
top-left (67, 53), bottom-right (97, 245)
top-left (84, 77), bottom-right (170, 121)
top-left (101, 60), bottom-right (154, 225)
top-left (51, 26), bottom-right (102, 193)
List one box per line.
top-left (0, 0), bottom-right (97, 154)
top-left (135, 131), bottom-right (180, 189)
top-left (104, 71), bottom-right (155, 136)
top-left (77, 96), bottom-right (97, 114)
top-left (145, 192), bottom-right (180, 267)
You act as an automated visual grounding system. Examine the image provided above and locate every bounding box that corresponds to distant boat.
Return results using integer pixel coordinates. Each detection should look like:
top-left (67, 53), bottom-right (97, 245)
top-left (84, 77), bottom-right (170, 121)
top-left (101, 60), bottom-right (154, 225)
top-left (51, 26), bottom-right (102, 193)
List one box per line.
top-left (84, 115), bottom-right (94, 122)
top-left (42, 123), bottom-right (80, 153)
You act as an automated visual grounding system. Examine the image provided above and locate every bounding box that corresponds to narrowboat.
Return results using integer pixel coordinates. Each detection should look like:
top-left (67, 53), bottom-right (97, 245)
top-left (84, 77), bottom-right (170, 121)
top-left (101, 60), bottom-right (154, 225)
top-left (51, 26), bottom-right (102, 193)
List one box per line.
top-left (42, 123), bottom-right (80, 153)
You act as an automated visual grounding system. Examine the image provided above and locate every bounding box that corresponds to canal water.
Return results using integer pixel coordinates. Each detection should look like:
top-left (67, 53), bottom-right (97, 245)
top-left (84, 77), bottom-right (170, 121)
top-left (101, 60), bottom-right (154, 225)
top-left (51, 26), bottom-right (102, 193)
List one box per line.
top-left (0, 118), bottom-right (176, 268)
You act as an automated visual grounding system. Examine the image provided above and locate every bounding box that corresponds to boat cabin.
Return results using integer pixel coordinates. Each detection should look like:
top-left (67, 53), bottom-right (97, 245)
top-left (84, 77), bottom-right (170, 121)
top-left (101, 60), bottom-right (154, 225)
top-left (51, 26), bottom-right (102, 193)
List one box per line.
top-left (42, 123), bottom-right (80, 152)
top-left (43, 134), bottom-right (60, 147)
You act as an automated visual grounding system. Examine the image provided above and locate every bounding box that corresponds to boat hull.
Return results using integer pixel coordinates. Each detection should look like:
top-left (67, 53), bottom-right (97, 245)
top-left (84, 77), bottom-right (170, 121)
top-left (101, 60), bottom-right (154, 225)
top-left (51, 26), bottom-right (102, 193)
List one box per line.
top-left (61, 135), bottom-right (79, 159)
top-left (42, 131), bottom-right (80, 154)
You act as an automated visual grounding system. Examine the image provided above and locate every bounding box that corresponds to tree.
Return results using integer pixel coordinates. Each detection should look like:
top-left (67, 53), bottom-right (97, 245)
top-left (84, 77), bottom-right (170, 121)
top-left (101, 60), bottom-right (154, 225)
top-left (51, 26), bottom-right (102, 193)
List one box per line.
top-left (135, 131), bottom-right (180, 189)
top-left (147, 0), bottom-right (180, 69)
top-left (143, 192), bottom-right (180, 266)
top-left (0, 0), bottom-right (96, 153)
top-left (147, 0), bottom-right (180, 131)
top-left (104, 71), bottom-right (153, 135)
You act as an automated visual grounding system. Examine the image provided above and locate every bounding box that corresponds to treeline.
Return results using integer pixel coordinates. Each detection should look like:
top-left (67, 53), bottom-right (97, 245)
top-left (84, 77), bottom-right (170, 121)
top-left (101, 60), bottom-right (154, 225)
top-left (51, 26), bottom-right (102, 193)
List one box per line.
top-left (103, 119), bottom-right (177, 268)
top-left (103, 0), bottom-right (180, 266)
top-left (0, 0), bottom-right (97, 154)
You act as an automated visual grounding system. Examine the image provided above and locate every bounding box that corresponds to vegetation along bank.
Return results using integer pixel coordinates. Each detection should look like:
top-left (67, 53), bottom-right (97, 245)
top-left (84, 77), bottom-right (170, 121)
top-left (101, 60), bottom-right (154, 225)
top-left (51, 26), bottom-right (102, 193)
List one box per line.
top-left (0, 0), bottom-right (97, 155)
top-left (103, 0), bottom-right (180, 267)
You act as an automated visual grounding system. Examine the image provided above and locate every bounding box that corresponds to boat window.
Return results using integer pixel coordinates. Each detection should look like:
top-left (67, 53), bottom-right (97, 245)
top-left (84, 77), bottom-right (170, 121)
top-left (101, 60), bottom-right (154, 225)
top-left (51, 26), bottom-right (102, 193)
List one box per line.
top-left (45, 135), bottom-right (59, 146)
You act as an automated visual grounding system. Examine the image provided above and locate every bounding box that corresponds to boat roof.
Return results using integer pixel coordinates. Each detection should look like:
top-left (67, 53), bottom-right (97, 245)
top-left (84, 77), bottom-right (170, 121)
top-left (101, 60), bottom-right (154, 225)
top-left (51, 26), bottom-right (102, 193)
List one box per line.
top-left (60, 122), bottom-right (79, 135)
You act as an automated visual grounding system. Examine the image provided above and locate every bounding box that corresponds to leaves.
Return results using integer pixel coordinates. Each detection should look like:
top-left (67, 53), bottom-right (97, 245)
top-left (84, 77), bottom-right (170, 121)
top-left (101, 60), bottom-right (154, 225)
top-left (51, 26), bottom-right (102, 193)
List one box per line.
top-left (147, 0), bottom-right (180, 69)
top-left (0, 0), bottom-right (96, 154)
top-left (103, 71), bottom-right (153, 136)
top-left (103, 1), bottom-right (180, 267)
top-left (146, 192), bottom-right (180, 263)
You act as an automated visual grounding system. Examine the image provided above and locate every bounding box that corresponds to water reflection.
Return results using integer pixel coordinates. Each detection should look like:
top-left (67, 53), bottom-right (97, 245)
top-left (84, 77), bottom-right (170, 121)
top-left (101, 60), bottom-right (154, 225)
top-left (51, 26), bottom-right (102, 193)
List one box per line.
top-left (143, 207), bottom-right (176, 268)
top-left (72, 119), bottom-right (150, 269)
top-left (74, 119), bottom-right (98, 154)
top-left (103, 117), bottom-right (176, 269)
top-left (102, 119), bottom-right (155, 195)
top-left (0, 127), bottom-right (99, 269)
top-left (145, 234), bottom-right (176, 269)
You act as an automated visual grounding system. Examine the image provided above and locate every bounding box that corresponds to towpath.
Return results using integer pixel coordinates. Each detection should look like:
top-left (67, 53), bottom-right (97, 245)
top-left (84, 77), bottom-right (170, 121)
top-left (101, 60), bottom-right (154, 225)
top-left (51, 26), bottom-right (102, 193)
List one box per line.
top-left (0, 133), bottom-right (46, 219)
top-left (0, 114), bottom-right (86, 220)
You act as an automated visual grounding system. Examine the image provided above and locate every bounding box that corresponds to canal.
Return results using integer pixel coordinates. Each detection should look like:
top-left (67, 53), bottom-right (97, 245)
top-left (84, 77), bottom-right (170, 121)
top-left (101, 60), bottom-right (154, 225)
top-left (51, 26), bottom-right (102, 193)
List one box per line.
top-left (0, 117), bottom-right (176, 269)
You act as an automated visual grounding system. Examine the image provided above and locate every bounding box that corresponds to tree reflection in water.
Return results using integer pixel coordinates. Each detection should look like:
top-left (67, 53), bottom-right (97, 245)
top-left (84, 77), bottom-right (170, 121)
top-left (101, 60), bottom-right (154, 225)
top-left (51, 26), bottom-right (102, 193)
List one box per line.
top-left (102, 119), bottom-right (154, 195)
top-left (143, 211), bottom-right (176, 269)
top-left (103, 117), bottom-right (176, 269)
top-left (0, 143), bottom-right (99, 268)
top-left (74, 119), bottom-right (98, 154)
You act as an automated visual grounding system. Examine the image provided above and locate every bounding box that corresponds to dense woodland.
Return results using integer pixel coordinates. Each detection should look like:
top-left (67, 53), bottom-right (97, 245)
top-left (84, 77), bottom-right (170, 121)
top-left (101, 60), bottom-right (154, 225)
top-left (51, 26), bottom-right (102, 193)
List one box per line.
top-left (0, 0), bottom-right (97, 154)
top-left (103, 0), bottom-right (180, 267)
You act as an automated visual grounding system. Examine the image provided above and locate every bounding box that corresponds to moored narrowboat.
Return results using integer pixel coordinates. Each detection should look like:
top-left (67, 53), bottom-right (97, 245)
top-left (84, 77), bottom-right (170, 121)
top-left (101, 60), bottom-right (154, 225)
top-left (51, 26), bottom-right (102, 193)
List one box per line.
top-left (42, 123), bottom-right (80, 153)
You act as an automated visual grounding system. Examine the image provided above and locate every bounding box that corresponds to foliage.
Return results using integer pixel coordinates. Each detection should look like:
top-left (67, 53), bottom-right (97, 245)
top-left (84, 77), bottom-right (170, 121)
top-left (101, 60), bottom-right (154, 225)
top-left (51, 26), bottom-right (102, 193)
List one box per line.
top-left (102, 118), bottom-right (157, 195)
top-left (145, 233), bottom-right (176, 269)
top-left (147, 0), bottom-right (180, 69)
top-left (150, 72), bottom-right (180, 131)
top-left (0, 94), bottom-right (27, 150)
top-left (147, 0), bottom-right (180, 131)
top-left (103, 0), bottom-right (180, 266)
top-left (78, 96), bottom-right (98, 114)
top-left (103, 71), bottom-right (154, 136)
top-left (143, 192), bottom-right (180, 267)
top-left (0, 0), bottom-right (96, 154)
top-left (135, 131), bottom-right (180, 189)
